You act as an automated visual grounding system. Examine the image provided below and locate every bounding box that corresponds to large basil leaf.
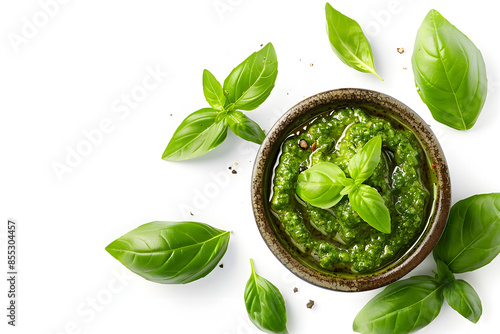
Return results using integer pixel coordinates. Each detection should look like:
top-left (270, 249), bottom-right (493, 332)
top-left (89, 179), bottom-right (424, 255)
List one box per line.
top-left (444, 279), bottom-right (482, 323)
top-left (245, 259), bottom-right (288, 334)
top-left (433, 193), bottom-right (500, 273)
top-left (353, 276), bottom-right (444, 334)
top-left (296, 162), bottom-right (347, 209)
top-left (223, 43), bottom-right (278, 111)
top-left (325, 3), bottom-right (382, 80)
top-left (105, 221), bottom-right (230, 284)
top-left (202, 69), bottom-right (225, 111)
top-left (162, 108), bottom-right (228, 161)
top-left (349, 184), bottom-right (391, 234)
top-left (348, 136), bottom-right (382, 184)
top-left (412, 9), bottom-right (487, 130)
top-left (226, 110), bottom-right (265, 145)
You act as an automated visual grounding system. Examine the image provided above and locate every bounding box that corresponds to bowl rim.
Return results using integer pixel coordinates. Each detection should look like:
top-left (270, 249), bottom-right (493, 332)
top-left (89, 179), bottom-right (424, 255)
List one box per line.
top-left (251, 88), bottom-right (451, 292)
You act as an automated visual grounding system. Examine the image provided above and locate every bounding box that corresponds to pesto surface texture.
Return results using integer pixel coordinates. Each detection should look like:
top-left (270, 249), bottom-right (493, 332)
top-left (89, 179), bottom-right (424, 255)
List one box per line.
top-left (270, 107), bottom-right (431, 273)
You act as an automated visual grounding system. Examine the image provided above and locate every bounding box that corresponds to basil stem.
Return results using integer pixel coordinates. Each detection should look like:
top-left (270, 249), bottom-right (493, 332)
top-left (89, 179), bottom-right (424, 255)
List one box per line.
top-left (162, 44), bottom-right (277, 161)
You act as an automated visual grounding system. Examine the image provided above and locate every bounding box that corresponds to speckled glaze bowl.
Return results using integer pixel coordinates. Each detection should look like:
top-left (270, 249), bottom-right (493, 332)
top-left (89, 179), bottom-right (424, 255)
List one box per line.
top-left (251, 88), bottom-right (451, 292)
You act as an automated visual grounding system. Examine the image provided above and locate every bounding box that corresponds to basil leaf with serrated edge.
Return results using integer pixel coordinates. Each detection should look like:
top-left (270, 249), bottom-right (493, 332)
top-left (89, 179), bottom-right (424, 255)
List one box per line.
top-left (162, 108), bottom-right (228, 161)
top-left (444, 279), bottom-right (482, 324)
top-left (244, 259), bottom-right (288, 334)
top-left (223, 43), bottom-right (278, 111)
top-left (433, 193), bottom-right (500, 273)
top-left (226, 110), bottom-right (265, 144)
top-left (202, 69), bottom-right (225, 111)
top-left (349, 184), bottom-right (391, 234)
top-left (348, 136), bottom-right (382, 184)
top-left (105, 221), bottom-right (230, 284)
top-left (325, 3), bottom-right (382, 80)
top-left (296, 162), bottom-right (347, 209)
top-left (353, 276), bottom-right (444, 334)
top-left (412, 9), bottom-right (487, 130)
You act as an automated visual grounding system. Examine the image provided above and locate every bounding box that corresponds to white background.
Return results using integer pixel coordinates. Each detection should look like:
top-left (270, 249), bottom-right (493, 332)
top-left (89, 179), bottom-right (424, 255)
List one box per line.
top-left (1, 0), bottom-right (500, 333)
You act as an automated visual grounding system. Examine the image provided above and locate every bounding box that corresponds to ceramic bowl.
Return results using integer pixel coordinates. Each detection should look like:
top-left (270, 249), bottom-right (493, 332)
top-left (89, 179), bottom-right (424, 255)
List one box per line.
top-left (251, 88), bottom-right (451, 292)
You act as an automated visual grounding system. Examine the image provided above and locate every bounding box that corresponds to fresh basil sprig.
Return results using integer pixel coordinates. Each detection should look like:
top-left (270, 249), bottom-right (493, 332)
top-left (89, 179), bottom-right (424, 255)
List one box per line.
top-left (325, 3), bottom-right (382, 81)
top-left (105, 221), bottom-right (230, 284)
top-left (244, 259), bottom-right (288, 334)
top-left (296, 136), bottom-right (391, 233)
top-left (412, 9), bottom-right (487, 130)
top-left (162, 43), bottom-right (277, 161)
top-left (354, 193), bottom-right (500, 333)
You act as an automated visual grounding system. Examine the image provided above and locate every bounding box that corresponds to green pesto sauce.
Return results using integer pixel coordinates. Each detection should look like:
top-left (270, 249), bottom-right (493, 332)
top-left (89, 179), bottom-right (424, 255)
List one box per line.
top-left (270, 107), bottom-right (432, 274)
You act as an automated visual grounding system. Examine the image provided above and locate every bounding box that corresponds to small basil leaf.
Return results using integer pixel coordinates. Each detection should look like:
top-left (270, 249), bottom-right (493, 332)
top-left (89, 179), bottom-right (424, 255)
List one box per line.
top-left (162, 108), bottom-right (228, 161)
top-left (353, 276), bottom-right (444, 334)
top-left (348, 136), bottom-right (382, 184)
top-left (223, 43), bottom-right (278, 111)
top-left (349, 184), bottom-right (391, 234)
top-left (433, 193), bottom-right (500, 273)
top-left (245, 259), bottom-right (288, 334)
top-left (296, 162), bottom-right (347, 209)
top-left (226, 110), bottom-right (265, 145)
top-left (412, 9), bottom-right (487, 130)
top-left (325, 3), bottom-right (382, 80)
top-left (202, 69), bottom-right (225, 111)
top-left (435, 258), bottom-right (455, 285)
top-left (444, 279), bottom-right (482, 323)
top-left (105, 221), bottom-right (230, 284)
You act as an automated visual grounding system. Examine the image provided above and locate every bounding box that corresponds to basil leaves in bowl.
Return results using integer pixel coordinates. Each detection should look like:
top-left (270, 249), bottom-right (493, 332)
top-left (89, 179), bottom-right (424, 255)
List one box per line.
top-left (251, 88), bottom-right (451, 292)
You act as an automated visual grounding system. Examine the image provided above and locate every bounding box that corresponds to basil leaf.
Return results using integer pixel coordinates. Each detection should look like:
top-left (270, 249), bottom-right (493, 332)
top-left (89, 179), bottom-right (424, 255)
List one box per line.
top-left (226, 110), bottom-right (266, 145)
top-left (349, 184), bottom-right (391, 234)
top-left (325, 3), bottom-right (382, 81)
top-left (202, 69), bottom-right (225, 111)
top-left (433, 193), bottom-right (500, 273)
top-left (245, 259), bottom-right (288, 334)
top-left (105, 221), bottom-right (230, 284)
top-left (444, 279), bottom-right (482, 323)
top-left (223, 43), bottom-right (278, 111)
top-left (296, 162), bottom-right (347, 209)
top-left (348, 136), bottom-right (382, 184)
top-left (162, 108), bottom-right (228, 161)
top-left (353, 276), bottom-right (444, 334)
top-left (435, 258), bottom-right (455, 285)
top-left (412, 9), bottom-right (487, 130)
